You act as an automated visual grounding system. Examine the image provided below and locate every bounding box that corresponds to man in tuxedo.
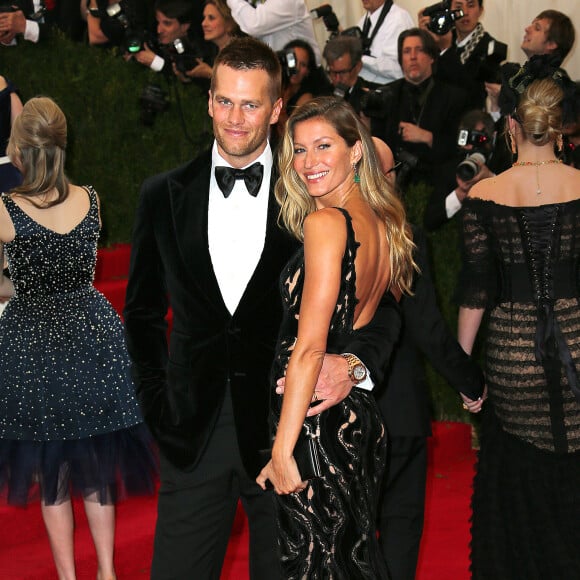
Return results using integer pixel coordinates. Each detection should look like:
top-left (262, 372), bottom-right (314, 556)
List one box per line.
top-left (0, 0), bottom-right (47, 45)
top-left (124, 36), bottom-right (384, 579)
top-left (369, 28), bottom-right (466, 193)
top-left (375, 228), bottom-right (484, 579)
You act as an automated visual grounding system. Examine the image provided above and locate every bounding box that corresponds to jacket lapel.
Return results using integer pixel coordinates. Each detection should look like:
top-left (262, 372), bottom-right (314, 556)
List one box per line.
top-left (169, 154), bottom-right (230, 317)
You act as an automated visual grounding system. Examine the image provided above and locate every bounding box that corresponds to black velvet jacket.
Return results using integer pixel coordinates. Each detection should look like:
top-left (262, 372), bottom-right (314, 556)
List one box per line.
top-left (124, 149), bottom-right (404, 476)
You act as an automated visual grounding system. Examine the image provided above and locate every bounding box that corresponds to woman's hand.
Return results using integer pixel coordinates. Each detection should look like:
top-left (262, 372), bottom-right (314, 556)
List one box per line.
top-left (460, 386), bottom-right (488, 413)
top-left (256, 456), bottom-right (306, 495)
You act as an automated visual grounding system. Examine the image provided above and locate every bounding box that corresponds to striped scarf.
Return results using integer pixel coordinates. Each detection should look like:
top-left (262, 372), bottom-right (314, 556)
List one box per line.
top-left (459, 23), bottom-right (485, 65)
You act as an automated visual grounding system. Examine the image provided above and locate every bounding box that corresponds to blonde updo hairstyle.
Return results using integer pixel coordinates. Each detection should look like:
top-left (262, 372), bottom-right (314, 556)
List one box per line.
top-left (6, 96), bottom-right (69, 207)
top-left (514, 78), bottom-right (564, 147)
top-left (275, 96), bottom-right (416, 295)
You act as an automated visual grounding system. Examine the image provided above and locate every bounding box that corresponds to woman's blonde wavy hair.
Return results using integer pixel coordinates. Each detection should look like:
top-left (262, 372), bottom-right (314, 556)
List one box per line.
top-left (515, 78), bottom-right (564, 147)
top-left (6, 96), bottom-right (69, 208)
top-left (275, 96), bottom-right (416, 295)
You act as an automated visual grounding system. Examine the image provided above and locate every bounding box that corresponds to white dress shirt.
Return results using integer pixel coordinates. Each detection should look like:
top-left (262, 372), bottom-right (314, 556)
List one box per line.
top-left (208, 142), bottom-right (271, 315)
top-left (358, 2), bottom-right (413, 85)
top-left (226, 0), bottom-right (322, 65)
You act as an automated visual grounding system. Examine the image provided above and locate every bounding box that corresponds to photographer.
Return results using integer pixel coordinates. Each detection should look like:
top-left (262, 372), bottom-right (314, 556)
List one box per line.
top-left (357, 0), bottom-right (413, 88)
top-left (366, 28), bottom-right (466, 195)
top-left (424, 109), bottom-right (507, 231)
top-left (225, 0), bottom-right (321, 65)
top-left (419, 0), bottom-right (507, 110)
top-left (322, 35), bottom-right (366, 117)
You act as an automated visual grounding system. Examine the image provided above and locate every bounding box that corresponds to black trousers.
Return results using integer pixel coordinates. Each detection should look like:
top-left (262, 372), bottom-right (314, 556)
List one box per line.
top-left (150, 389), bottom-right (281, 580)
top-left (378, 436), bottom-right (428, 580)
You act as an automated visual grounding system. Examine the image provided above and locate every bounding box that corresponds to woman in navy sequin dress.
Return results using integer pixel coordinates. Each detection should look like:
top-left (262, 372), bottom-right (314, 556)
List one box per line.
top-left (256, 98), bottom-right (416, 578)
top-left (0, 97), bottom-right (156, 579)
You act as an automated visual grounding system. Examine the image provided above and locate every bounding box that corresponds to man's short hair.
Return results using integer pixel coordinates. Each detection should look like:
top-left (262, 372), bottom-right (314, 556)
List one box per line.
top-left (397, 28), bottom-right (440, 67)
top-left (322, 35), bottom-right (363, 67)
top-left (211, 37), bottom-right (282, 103)
top-left (537, 10), bottom-right (575, 63)
top-left (154, 0), bottom-right (194, 23)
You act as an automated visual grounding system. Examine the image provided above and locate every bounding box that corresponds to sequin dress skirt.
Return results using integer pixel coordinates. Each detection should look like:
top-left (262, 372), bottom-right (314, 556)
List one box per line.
top-left (0, 189), bottom-right (157, 506)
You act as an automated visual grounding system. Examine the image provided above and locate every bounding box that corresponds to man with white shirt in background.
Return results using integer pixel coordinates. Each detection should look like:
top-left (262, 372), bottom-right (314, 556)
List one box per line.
top-left (0, 0), bottom-right (47, 45)
top-left (225, 0), bottom-right (322, 64)
top-left (357, 0), bottom-right (414, 88)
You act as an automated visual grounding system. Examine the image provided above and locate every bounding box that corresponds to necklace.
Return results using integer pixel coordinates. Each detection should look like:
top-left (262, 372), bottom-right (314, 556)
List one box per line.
top-left (512, 159), bottom-right (563, 195)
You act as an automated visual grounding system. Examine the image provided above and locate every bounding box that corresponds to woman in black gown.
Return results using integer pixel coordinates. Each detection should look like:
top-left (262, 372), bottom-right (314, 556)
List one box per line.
top-left (0, 97), bottom-right (156, 580)
top-left (256, 97), bottom-right (416, 578)
top-left (458, 57), bottom-right (580, 578)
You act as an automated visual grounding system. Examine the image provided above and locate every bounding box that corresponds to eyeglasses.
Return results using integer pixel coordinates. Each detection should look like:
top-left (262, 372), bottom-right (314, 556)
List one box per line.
top-left (326, 65), bottom-right (356, 78)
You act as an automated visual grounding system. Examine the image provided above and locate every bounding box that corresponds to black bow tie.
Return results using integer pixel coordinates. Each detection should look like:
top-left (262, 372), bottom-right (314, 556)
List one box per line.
top-left (215, 162), bottom-right (264, 198)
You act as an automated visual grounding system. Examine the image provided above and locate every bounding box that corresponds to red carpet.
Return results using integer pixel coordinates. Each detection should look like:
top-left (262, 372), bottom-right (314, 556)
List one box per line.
top-left (0, 246), bottom-right (475, 578)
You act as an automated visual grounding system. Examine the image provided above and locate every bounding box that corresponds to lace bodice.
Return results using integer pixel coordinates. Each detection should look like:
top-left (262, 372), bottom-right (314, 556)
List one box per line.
top-left (459, 197), bottom-right (580, 452)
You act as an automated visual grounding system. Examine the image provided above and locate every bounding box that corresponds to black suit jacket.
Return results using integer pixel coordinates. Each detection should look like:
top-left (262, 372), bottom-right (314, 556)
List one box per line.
top-left (435, 31), bottom-right (502, 110)
top-left (124, 149), bottom-right (400, 476)
top-left (371, 77), bottom-right (467, 186)
top-left (375, 228), bottom-right (484, 437)
top-left (124, 150), bottom-right (298, 476)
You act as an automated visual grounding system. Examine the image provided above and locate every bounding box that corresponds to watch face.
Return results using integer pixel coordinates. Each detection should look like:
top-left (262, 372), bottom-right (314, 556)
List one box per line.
top-left (353, 364), bottom-right (366, 381)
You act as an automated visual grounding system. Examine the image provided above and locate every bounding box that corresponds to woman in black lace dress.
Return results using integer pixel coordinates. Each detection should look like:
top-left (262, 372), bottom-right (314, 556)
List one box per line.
top-left (458, 57), bottom-right (580, 579)
top-left (256, 97), bottom-right (415, 578)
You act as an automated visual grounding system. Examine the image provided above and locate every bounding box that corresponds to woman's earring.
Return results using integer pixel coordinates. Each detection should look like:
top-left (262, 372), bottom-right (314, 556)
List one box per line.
top-left (557, 133), bottom-right (564, 153)
top-left (353, 162), bottom-right (360, 184)
top-left (508, 130), bottom-right (517, 155)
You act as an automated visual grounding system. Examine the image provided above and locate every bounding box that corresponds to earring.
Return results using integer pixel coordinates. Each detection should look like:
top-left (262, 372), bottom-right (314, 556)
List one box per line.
top-left (557, 133), bottom-right (564, 153)
top-left (508, 130), bottom-right (517, 155)
top-left (353, 162), bottom-right (360, 184)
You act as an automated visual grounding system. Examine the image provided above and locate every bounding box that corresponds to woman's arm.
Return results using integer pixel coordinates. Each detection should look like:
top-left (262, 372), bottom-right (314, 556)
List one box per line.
top-left (258, 209), bottom-right (346, 494)
top-left (0, 243), bottom-right (14, 302)
top-left (457, 305), bottom-right (484, 356)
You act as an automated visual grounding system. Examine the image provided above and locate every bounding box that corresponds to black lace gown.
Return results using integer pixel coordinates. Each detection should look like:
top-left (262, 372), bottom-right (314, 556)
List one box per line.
top-left (459, 197), bottom-right (580, 579)
top-left (270, 208), bottom-right (391, 579)
top-left (0, 187), bottom-right (157, 506)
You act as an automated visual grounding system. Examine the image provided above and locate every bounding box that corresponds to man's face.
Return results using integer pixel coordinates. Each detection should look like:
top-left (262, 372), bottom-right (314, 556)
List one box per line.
top-left (450, 0), bottom-right (483, 39)
top-left (155, 10), bottom-right (190, 45)
top-left (401, 36), bottom-right (433, 85)
top-left (208, 65), bottom-right (282, 168)
top-left (326, 53), bottom-right (362, 89)
top-left (361, 0), bottom-right (385, 14)
top-left (521, 18), bottom-right (557, 58)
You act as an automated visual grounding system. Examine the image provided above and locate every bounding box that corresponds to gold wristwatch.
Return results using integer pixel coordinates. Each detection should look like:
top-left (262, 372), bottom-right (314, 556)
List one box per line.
top-left (341, 353), bottom-right (367, 384)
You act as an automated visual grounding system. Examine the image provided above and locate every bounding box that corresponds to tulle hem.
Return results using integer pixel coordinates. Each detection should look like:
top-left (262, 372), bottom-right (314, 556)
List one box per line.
top-left (0, 424), bottom-right (158, 506)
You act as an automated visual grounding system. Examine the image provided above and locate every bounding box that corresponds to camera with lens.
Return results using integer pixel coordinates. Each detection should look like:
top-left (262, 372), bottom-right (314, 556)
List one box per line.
top-left (422, 0), bottom-right (464, 36)
top-left (457, 128), bottom-right (493, 149)
top-left (104, 0), bottom-right (147, 53)
top-left (456, 152), bottom-right (487, 182)
top-left (277, 49), bottom-right (298, 84)
top-left (394, 149), bottom-right (420, 193)
top-left (475, 39), bottom-right (508, 83)
top-left (170, 36), bottom-right (202, 74)
top-left (359, 85), bottom-right (395, 119)
top-left (140, 83), bottom-right (169, 126)
top-left (310, 4), bottom-right (339, 37)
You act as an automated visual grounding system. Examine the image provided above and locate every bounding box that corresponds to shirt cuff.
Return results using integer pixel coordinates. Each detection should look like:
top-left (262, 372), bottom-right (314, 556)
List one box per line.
top-left (446, 190), bottom-right (462, 218)
top-left (343, 353), bottom-right (375, 392)
top-left (24, 20), bottom-right (40, 43)
top-left (151, 55), bottom-right (164, 72)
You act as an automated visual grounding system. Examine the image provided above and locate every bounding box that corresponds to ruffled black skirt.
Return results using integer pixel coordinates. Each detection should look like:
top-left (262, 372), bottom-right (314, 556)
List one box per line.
top-left (0, 424), bottom-right (157, 506)
top-left (470, 407), bottom-right (580, 579)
